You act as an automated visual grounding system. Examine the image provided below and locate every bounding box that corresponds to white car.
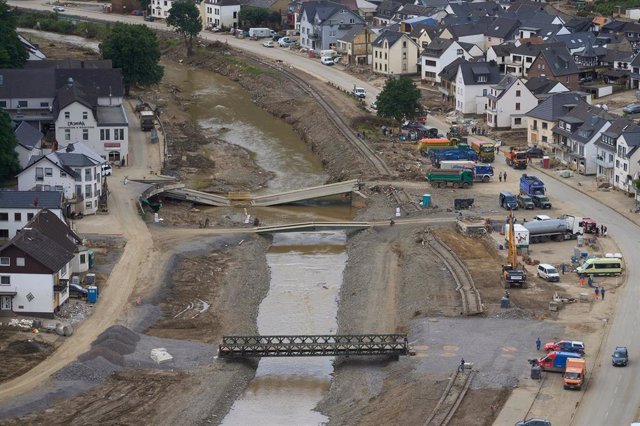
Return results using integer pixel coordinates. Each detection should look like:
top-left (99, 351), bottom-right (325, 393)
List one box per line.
top-left (321, 56), bottom-right (335, 66)
top-left (53, 5), bottom-right (65, 12)
top-left (352, 87), bottom-right (366, 98)
top-left (101, 164), bottom-right (113, 176)
top-left (278, 37), bottom-right (293, 47)
top-left (263, 40), bottom-right (274, 48)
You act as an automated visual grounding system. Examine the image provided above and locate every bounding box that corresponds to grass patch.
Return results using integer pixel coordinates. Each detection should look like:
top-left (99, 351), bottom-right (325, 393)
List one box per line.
top-left (16, 10), bottom-right (112, 40)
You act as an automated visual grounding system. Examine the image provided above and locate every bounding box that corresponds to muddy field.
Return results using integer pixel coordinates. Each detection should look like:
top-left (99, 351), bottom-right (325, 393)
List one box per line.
top-left (0, 330), bottom-right (54, 385)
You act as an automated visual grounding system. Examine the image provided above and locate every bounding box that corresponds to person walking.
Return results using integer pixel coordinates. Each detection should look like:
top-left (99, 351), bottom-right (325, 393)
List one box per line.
top-left (561, 263), bottom-right (566, 275)
top-left (601, 287), bottom-right (606, 300)
top-left (503, 171), bottom-right (507, 182)
top-left (536, 337), bottom-right (541, 351)
top-left (499, 172), bottom-right (503, 182)
top-left (459, 358), bottom-right (466, 372)
top-left (588, 274), bottom-right (594, 287)
top-left (604, 226), bottom-right (608, 237)
top-left (579, 274), bottom-right (585, 287)
top-left (595, 287), bottom-right (600, 300)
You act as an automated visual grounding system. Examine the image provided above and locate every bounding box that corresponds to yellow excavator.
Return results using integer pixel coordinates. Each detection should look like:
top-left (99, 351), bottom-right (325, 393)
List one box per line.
top-left (502, 211), bottom-right (527, 289)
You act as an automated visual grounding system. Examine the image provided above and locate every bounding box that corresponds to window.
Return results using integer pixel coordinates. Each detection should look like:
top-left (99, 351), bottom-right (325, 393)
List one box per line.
top-left (16, 258), bottom-right (25, 267)
top-left (83, 129), bottom-right (88, 140)
top-left (36, 167), bottom-right (44, 181)
top-left (85, 184), bottom-right (92, 198)
top-left (45, 168), bottom-right (52, 177)
top-left (457, 49), bottom-right (463, 55)
top-left (542, 136), bottom-right (548, 142)
top-left (18, 101), bottom-right (27, 108)
top-left (0, 276), bottom-right (9, 285)
top-left (478, 75), bottom-right (487, 83)
top-left (40, 102), bottom-right (49, 108)
top-left (516, 103), bottom-right (520, 111)
top-left (483, 89), bottom-right (488, 96)
top-left (82, 111), bottom-right (88, 120)
top-left (65, 129), bottom-right (70, 141)
top-left (80, 254), bottom-right (86, 264)
top-left (85, 201), bottom-right (92, 209)
top-left (14, 213), bottom-right (21, 221)
top-left (0, 213), bottom-right (8, 222)
top-left (0, 101), bottom-right (6, 108)
top-left (100, 129), bottom-right (110, 140)
top-left (55, 185), bottom-right (63, 191)
top-left (542, 122), bottom-right (548, 129)
top-left (0, 257), bottom-right (9, 266)
top-left (624, 163), bottom-right (628, 171)
top-left (515, 118), bottom-right (522, 125)
top-left (425, 60), bottom-right (436, 66)
top-left (516, 90), bottom-right (521, 97)
top-left (616, 159), bottom-right (620, 167)
top-left (85, 169), bottom-right (91, 181)
top-left (60, 170), bottom-right (67, 177)
top-left (65, 111), bottom-right (70, 119)
top-left (403, 41), bottom-right (407, 47)
top-left (27, 213), bottom-right (34, 221)
top-left (0, 230), bottom-right (7, 239)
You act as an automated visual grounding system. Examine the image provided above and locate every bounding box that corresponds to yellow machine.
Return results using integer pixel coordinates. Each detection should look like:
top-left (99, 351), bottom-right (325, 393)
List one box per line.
top-left (502, 212), bottom-right (527, 288)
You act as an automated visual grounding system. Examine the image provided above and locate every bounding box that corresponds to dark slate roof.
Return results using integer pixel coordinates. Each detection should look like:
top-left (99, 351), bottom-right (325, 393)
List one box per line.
top-left (459, 61), bottom-right (502, 85)
top-left (375, 0), bottom-right (403, 18)
top-left (518, 11), bottom-right (557, 27)
top-left (447, 2), bottom-right (505, 18)
top-left (492, 74), bottom-right (519, 92)
top-left (553, 103), bottom-right (612, 143)
top-left (28, 208), bottom-right (81, 252)
top-left (96, 106), bottom-right (128, 126)
top-left (458, 42), bottom-right (478, 53)
top-left (526, 92), bottom-right (587, 121)
top-left (421, 37), bottom-right (455, 57)
top-left (491, 42), bottom-right (516, 57)
top-left (14, 121), bottom-right (42, 150)
top-left (602, 20), bottom-right (640, 34)
top-left (512, 41), bottom-right (563, 57)
top-left (564, 17), bottom-right (593, 33)
top-left (508, 0), bottom-right (569, 21)
top-left (337, 24), bottom-right (365, 43)
top-left (244, 0), bottom-right (278, 8)
top-left (595, 118), bottom-right (638, 151)
top-left (538, 45), bottom-right (579, 77)
top-left (397, 3), bottom-right (435, 16)
top-left (417, 0), bottom-right (448, 9)
top-left (0, 191), bottom-right (63, 210)
top-left (631, 52), bottom-right (640, 67)
top-left (372, 30), bottom-right (406, 48)
top-left (53, 79), bottom-right (97, 116)
top-left (55, 152), bottom-right (96, 167)
top-left (24, 59), bottom-right (113, 69)
top-left (438, 57), bottom-right (466, 81)
top-left (0, 227), bottom-right (73, 272)
top-left (525, 76), bottom-right (565, 95)
top-left (486, 17), bottom-right (520, 39)
top-left (552, 32), bottom-right (596, 51)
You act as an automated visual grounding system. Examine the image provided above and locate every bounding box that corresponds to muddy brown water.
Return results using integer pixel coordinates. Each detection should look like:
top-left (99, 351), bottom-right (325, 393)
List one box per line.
top-left (222, 232), bottom-right (347, 425)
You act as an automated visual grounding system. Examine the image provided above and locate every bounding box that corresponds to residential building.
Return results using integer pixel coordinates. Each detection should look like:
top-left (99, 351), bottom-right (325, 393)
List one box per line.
top-left (486, 43), bottom-right (515, 72)
top-left (526, 92), bottom-right (588, 151)
top-left (372, 30), bottom-right (420, 75)
top-left (527, 45), bottom-right (580, 90)
top-left (14, 121), bottom-right (45, 169)
top-left (551, 103), bottom-right (612, 175)
top-left (601, 20), bottom-right (640, 52)
top-left (505, 41), bottom-right (565, 77)
top-left (151, 0), bottom-right (174, 18)
top-left (17, 143), bottom-right (105, 216)
top-left (336, 25), bottom-right (372, 65)
top-left (373, 0), bottom-right (403, 26)
top-left (421, 38), bottom-right (473, 83)
top-left (299, 1), bottom-right (365, 51)
top-left (455, 61), bottom-right (503, 115)
top-left (203, 0), bottom-right (242, 30)
top-left (594, 118), bottom-right (638, 185)
top-left (486, 74), bottom-right (537, 129)
top-left (613, 130), bottom-right (640, 194)
top-left (437, 57), bottom-right (465, 108)
top-left (630, 51), bottom-right (640, 89)
top-left (0, 191), bottom-right (65, 240)
top-left (525, 76), bottom-right (570, 100)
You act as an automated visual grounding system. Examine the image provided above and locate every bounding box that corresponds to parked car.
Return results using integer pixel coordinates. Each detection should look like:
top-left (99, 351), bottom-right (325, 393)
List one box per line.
top-left (144, 15), bottom-right (155, 21)
top-left (623, 103), bottom-right (640, 114)
top-left (531, 194), bottom-right (551, 209)
top-left (352, 87), bottom-right (366, 98)
top-left (537, 264), bottom-right (560, 282)
top-left (579, 76), bottom-right (593, 84)
top-left (69, 283), bottom-right (88, 299)
top-left (517, 194), bottom-right (534, 210)
top-left (272, 34), bottom-right (281, 41)
top-left (263, 40), bottom-right (274, 48)
top-left (321, 56), bottom-right (335, 66)
top-left (53, 5), bottom-right (65, 12)
top-left (544, 340), bottom-right (585, 354)
top-left (526, 147), bottom-right (545, 158)
top-left (101, 164), bottom-right (113, 176)
top-left (371, 100), bottom-right (378, 110)
top-left (278, 37), bottom-right (293, 47)
top-left (515, 419), bottom-right (551, 426)
top-left (612, 346), bottom-right (628, 366)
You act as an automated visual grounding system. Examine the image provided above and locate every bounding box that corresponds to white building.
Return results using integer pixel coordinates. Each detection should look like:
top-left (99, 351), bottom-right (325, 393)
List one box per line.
top-left (14, 121), bottom-right (46, 169)
top-left (17, 143), bottom-right (105, 216)
top-left (455, 62), bottom-right (503, 115)
top-left (613, 131), bottom-right (640, 194)
top-left (151, 0), bottom-right (173, 18)
top-left (421, 38), bottom-right (475, 83)
top-left (203, 0), bottom-right (241, 30)
top-left (0, 191), bottom-right (65, 240)
top-left (486, 75), bottom-right (538, 129)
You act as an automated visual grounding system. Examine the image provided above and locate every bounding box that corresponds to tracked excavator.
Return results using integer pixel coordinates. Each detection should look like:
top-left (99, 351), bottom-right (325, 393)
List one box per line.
top-left (502, 211), bottom-right (527, 289)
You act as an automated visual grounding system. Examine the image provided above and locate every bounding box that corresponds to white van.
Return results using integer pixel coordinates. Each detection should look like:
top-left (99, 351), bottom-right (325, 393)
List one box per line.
top-left (537, 264), bottom-right (559, 282)
top-left (321, 56), bottom-right (335, 66)
top-left (101, 164), bottom-right (113, 176)
top-left (576, 257), bottom-right (622, 276)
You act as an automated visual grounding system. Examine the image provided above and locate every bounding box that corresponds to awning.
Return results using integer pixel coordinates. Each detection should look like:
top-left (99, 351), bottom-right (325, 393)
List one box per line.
top-left (0, 290), bottom-right (17, 296)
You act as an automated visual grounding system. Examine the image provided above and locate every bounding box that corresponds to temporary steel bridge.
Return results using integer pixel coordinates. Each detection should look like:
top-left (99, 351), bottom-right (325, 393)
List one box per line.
top-left (218, 334), bottom-right (410, 358)
top-left (255, 221), bottom-right (371, 234)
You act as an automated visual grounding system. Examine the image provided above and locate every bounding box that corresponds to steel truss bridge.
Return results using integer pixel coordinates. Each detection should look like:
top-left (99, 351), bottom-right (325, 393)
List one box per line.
top-left (218, 334), bottom-right (410, 358)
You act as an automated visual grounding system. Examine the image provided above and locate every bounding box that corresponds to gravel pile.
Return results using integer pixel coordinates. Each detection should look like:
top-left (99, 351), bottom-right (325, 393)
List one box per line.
top-left (491, 308), bottom-right (534, 320)
top-left (56, 357), bottom-right (122, 383)
top-left (93, 325), bottom-right (140, 346)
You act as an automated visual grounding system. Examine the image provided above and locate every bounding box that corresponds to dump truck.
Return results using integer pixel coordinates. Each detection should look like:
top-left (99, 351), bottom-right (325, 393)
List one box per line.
top-left (418, 138), bottom-right (453, 156)
top-left (439, 161), bottom-right (494, 182)
top-left (426, 168), bottom-right (474, 188)
top-left (505, 147), bottom-right (528, 169)
top-left (521, 215), bottom-right (584, 243)
top-left (432, 147), bottom-right (478, 162)
top-left (537, 351), bottom-right (582, 372)
top-left (139, 110), bottom-right (155, 131)
top-left (470, 140), bottom-right (495, 162)
top-left (563, 358), bottom-right (586, 389)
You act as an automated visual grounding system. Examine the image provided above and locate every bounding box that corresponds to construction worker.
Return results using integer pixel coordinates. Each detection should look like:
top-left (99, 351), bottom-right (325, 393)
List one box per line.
top-left (459, 358), bottom-right (465, 372)
top-left (601, 287), bottom-right (606, 300)
top-left (595, 287), bottom-right (600, 300)
top-left (536, 337), bottom-right (541, 351)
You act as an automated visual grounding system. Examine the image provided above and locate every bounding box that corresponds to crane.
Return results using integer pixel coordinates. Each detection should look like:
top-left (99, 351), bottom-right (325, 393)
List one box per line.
top-left (502, 211), bottom-right (527, 288)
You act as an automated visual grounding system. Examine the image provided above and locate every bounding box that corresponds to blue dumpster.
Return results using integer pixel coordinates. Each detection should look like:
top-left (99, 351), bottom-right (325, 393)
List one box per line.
top-left (87, 286), bottom-right (98, 304)
top-left (422, 194), bottom-right (431, 208)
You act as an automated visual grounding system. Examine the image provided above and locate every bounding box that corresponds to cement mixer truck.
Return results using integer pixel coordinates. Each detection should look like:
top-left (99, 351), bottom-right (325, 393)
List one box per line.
top-left (521, 215), bottom-right (585, 243)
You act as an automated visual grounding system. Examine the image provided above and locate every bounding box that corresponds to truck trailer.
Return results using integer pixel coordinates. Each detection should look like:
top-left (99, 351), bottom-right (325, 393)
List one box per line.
top-left (520, 174), bottom-right (546, 196)
top-left (521, 215), bottom-right (584, 243)
top-left (248, 28), bottom-right (273, 38)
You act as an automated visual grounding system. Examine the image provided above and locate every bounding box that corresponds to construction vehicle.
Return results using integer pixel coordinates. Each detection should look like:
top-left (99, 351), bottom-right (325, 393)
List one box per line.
top-left (418, 138), bottom-right (453, 156)
top-left (520, 174), bottom-right (546, 196)
top-left (502, 211), bottom-right (526, 288)
top-left (139, 110), bottom-right (155, 131)
top-left (563, 358), bottom-right (586, 389)
top-left (426, 168), bottom-right (474, 188)
top-left (521, 215), bottom-right (584, 243)
top-left (505, 147), bottom-right (528, 169)
top-left (432, 146), bottom-right (478, 163)
top-left (470, 140), bottom-right (495, 162)
top-left (446, 126), bottom-right (467, 144)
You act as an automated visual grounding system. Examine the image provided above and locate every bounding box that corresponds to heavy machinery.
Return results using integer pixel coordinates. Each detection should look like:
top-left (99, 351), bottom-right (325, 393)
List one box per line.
top-left (426, 168), bottom-right (474, 188)
top-left (521, 215), bottom-right (584, 243)
top-left (505, 147), bottom-right (528, 169)
top-left (502, 211), bottom-right (527, 288)
top-left (447, 126), bottom-right (468, 145)
top-left (470, 140), bottom-right (495, 162)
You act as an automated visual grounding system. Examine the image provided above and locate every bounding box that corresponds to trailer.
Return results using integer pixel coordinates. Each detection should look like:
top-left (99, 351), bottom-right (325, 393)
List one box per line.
top-left (503, 223), bottom-right (529, 248)
top-left (426, 168), bottom-right (474, 188)
top-left (249, 28), bottom-right (273, 38)
top-left (521, 215), bottom-right (583, 243)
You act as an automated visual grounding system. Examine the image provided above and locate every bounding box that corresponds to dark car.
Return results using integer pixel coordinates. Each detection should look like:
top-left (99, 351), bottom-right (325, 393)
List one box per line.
top-left (532, 194), bottom-right (551, 209)
top-left (579, 76), bottom-right (593, 84)
top-left (517, 194), bottom-right (535, 209)
top-left (144, 15), bottom-right (155, 21)
top-left (515, 419), bottom-right (551, 426)
top-left (612, 346), bottom-right (628, 366)
top-left (69, 283), bottom-right (88, 299)
top-left (526, 147), bottom-right (545, 159)
top-left (272, 34), bottom-right (282, 41)
top-left (623, 104), bottom-right (640, 114)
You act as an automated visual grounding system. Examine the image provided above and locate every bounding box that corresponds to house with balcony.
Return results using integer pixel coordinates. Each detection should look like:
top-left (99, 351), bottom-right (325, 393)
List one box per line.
top-left (551, 103), bottom-right (612, 175)
top-left (336, 25), bottom-right (371, 65)
top-left (0, 191), bottom-right (65, 240)
top-left (17, 142), bottom-right (105, 216)
top-left (0, 213), bottom-right (74, 318)
top-left (420, 38), bottom-right (475, 83)
top-left (526, 92), bottom-right (587, 151)
top-left (504, 41), bottom-right (565, 77)
top-left (373, 0), bottom-right (403, 26)
top-left (594, 118), bottom-right (638, 185)
top-left (437, 57), bottom-right (465, 108)
top-left (486, 74), bottom-right (537, 129)
top-left (613, 129), bottom-right (640, 195)
top-left (486, 43), bottom-right (515, 73)
top-left (455, 61), bottom-right (502, 115)
top-left (527, 44), bottom-right (580, 90)
top-left (372, 30), bottom-right (420, 75)
top-left (299, 0), bottom-right (365, 51)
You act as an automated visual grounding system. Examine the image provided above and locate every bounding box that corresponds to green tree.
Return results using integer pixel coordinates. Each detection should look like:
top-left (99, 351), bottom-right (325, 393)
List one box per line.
top-left (0, 110), bottom-right (20, 185)
top-left (99, 23), bottom-right (164, 95)
top-left (376, 76), bottom-right (423, 124)
top-left (239, 6), bottom-right (269, 28)
top-left (166, 0), bottom-right (202, 56)
top-left (0, 0), bottom-right (28, 68)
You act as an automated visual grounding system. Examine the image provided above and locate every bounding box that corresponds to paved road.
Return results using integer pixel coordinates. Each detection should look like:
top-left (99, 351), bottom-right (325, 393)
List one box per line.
top-left (9, 3), bottom-right (640, 423)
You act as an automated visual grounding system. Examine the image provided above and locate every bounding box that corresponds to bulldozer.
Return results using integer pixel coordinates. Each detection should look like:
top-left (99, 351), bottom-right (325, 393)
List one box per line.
top-left (502, 211), bottom-right (527, 289)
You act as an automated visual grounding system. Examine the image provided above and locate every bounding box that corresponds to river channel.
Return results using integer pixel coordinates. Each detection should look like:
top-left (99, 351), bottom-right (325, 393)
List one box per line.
top-left (163, 60), bottom-right (351, 423)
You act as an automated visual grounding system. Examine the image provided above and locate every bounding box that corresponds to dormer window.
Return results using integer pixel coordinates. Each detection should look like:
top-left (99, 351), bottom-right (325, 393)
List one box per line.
top-left (457, 49), bottom-right (463, 55)
top-left (566, 124), bottom-right (572, 131)
top-left (578, 129), bottom-right (589, 138)
top-left (478, 75), bottom-right (487, 83)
